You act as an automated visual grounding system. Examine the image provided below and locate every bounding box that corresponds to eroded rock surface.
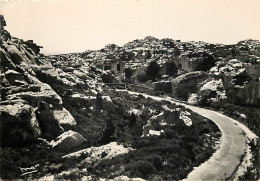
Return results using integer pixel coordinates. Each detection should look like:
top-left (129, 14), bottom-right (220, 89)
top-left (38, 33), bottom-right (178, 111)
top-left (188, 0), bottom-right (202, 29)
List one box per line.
top-left (50, 130), bottom-right (87, 153)
top-left (0, 16), bottom-right (78, 145)
top-left (210, 59), bottom-right (260, 106)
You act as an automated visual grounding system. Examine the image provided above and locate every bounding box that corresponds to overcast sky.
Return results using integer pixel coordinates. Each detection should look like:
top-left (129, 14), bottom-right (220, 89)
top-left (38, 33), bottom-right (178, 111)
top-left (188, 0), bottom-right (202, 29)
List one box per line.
top-left (1, 0), bottom-right (260, 55)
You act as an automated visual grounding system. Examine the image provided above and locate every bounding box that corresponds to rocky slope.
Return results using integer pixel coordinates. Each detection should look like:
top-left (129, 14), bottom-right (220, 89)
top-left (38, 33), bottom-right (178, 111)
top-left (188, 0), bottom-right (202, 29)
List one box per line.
top-left (1, 14), bottom-right (259, 180)
top-left (0, 15), bottom-right (104, 146)
top-left (186, 59), bottom-right (260, 107)
top-left (0, 18), bottom-right (221, 180)
top-left (53, 34), bottom-right (260, 107)
top-left (76, 36), bottom-right (260, 74)
top-left (1, 20), bottom-right (66, 146)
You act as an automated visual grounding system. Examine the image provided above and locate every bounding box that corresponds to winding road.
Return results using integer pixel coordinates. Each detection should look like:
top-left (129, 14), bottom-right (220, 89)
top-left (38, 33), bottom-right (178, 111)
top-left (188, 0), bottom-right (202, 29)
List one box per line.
top-left (117, 90), bottom-right (258, 180)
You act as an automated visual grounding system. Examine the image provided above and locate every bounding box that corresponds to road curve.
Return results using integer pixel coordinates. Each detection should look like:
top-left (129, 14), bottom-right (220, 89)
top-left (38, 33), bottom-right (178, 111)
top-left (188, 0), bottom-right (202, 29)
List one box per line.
top-left (118, 90), bottom-right (257, 180)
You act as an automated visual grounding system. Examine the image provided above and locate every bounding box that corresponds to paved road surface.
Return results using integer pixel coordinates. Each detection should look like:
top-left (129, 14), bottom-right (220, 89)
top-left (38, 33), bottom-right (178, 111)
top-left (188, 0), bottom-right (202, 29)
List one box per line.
top-left (118, 90), bottom-right (257, 180)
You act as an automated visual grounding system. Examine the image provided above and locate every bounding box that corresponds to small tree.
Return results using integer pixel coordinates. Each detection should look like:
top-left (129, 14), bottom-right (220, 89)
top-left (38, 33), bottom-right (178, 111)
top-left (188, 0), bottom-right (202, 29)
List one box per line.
top-left (146, 61), bottom-right (160, 81)
top-left (196, 54), bottom-right (215, 72)
top-left (166, 61), bottom-right (178, 77)
top-left (145, 50), bottom-right (152, 59)
top-left (95, 92), bottom-right (103, 113)
top-left (174, 47), bottom-right (181, 56)
top-left (129, 112), bottom-right (137, 127)
top-left (101, 118), bottom-right (115, 144)
top-left (124, 67), bottom-right (134, 79)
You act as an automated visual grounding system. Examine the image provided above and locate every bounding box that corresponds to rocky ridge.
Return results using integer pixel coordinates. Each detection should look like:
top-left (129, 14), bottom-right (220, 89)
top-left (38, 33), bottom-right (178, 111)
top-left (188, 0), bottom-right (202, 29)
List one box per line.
top-left (51, 35), bottom-right (260, 107)
top-left (0, 15), bottom-right (103, 146)
top-left (77, 36), bottom-right (260, 73)
top-left (0, 14), bottom-right (259, 180)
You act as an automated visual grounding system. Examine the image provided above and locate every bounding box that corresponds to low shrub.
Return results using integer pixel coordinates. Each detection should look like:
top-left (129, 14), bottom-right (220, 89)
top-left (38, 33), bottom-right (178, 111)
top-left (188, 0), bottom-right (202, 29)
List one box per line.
top-left (125, 160), bottom-right (155, 178)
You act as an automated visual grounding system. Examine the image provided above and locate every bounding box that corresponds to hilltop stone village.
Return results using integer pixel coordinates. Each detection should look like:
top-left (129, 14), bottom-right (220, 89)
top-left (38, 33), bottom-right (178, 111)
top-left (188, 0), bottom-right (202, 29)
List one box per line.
top-left (50, 36), bottom-right (260, 107)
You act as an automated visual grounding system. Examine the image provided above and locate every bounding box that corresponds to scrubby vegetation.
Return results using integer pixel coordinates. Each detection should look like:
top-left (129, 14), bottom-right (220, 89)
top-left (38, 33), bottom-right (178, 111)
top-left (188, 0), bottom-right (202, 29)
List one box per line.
top-left (82, 89), bottom-right (222, 180)
top-left (238, 139), bottom-right (259, 180)
top-left (90, 115), bottom-right (220, 180)
top-left (146, 60), bottom-right (161, 81)
top-left (165, 61), bottom-right (178, 77)
top-left (0, 83), bottom-right (221, 180)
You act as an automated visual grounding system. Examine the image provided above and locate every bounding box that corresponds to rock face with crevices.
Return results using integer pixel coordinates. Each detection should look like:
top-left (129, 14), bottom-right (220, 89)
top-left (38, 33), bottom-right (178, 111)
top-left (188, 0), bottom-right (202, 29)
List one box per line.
top-left (0, 101), bottom-right (41, 147)
top-left (210, 59), bottom-right (260, 106)
top-left (50, 130), bottom-right (87, 153)
top-left (0, 16), bottom-right (78, 146)
top-left (142, 105), bottom-right (192, 137)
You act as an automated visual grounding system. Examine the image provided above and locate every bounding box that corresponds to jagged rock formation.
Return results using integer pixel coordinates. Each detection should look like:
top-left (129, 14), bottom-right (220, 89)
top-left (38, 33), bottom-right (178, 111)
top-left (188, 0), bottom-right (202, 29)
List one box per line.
top-left (49, 31), bottom-right (259, 108)
top-left (210, 59), bottom-right (260, 106)
top-left (66, 36), bottom-right (259, 108)
top-left (187, 78), bottom-right (227, 105)
top-left (142, 104), bottom-right (192, 137)
top-left (187, 59), bottom-right (260, 107)
top-left (0, 16), bottom-right (78, 146)
top-left (76, 36), bottom-right (260, 79)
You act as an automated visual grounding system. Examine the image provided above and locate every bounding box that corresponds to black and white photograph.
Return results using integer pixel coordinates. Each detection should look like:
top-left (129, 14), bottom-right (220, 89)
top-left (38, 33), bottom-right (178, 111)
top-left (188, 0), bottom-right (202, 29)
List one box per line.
top-left (0, 0), bottom-right (259, 180)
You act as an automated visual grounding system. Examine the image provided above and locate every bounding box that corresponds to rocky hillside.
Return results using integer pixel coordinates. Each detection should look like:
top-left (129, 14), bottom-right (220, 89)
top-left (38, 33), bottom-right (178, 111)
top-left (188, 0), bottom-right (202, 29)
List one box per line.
top-left (77, 36), bottom-right (260, 72)
top-left (0, 15), bottom-right (105, 146)
top-left (185, 59), bottom-right (260, 107)
top-left (50, 33), bottom-right (260, 107)
top-left (0, 15), bottom-right (224, 180)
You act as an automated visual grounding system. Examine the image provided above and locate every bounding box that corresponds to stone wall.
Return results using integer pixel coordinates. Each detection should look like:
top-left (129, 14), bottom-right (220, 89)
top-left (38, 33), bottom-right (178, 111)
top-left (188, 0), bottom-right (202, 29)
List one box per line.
top-left (171, 72), bottom-right (208, 100)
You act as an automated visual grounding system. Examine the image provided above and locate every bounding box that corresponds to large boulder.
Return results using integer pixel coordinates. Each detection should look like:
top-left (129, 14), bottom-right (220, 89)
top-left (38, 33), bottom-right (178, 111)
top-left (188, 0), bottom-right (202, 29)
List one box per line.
top-left (5, 84), bottom-right (41, 95)
top-left (4, 69), bottom-right (27, 86)
top-left (53, 108), bottom-right (76, 126)
top-left (5, 45), bottom-right (26, 64)
top-left (24, 40), bottom-right (43, 55)
top-left (7, 90), bottom-right (63, 108)
top-left (171, 71), bottom-right (208, 100)
top-left (188, 78), bottom-right (227, 105)
top-left (73, 70), bottom-right (88, 79)
top-left (0, 48), bottom-right (16, 70)
top-left (142, 110), bottom-right (168, 137)
top-left (142, 105), bottom-right (192, 137)
top-left (0, 102), bottom-right (41, 146)
top-left (70, 94), bottom-right (115, 112)
top-left (6, 82), bottom-right (63, 108)
top-left (50, 130), bottom-right (87, 153)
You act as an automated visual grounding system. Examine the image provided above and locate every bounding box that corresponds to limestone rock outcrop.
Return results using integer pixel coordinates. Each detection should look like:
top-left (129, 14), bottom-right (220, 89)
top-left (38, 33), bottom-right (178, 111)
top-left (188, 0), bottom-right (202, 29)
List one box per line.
top-left (50, 130), bottom-right (87, 153)
top-left (0, 101), bottom-right (41, 146)
top-left (0, 16), bottom-right (77, 146)
top-left (142, 105), bottom-right (192, 137)
top-left (210, 59), bottom-right (260, 106)
top-left (70, 94), bottom-right (115, 112)
top-left (188, 78), bottom-right (227, 105)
